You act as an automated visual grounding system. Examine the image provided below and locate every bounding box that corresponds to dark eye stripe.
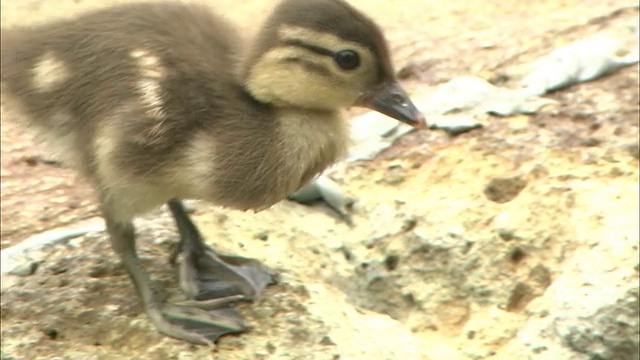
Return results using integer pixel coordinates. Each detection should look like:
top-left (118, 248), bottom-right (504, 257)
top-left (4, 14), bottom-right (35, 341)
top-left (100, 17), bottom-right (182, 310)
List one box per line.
top-left (281, 39), bottom-right (334, 57)
top-left (281, 57), bottom-right (331, 77)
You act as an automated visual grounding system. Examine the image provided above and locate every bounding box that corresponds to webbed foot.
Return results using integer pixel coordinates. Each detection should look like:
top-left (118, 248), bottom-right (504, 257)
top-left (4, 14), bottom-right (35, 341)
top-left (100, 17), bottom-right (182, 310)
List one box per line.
top-left (177, 245), bottom-right (278, 301)
top-left (167, 199), bottom-right (277, 303)
top-left (150, 298), bottom-right (247, 345)
top-left (103, 204), bottom-right (252, 346)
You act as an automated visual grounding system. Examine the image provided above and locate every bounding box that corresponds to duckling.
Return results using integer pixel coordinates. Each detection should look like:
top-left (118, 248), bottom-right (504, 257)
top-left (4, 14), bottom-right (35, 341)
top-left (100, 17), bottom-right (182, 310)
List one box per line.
top-left (1, 0), bottom-right (425, 345)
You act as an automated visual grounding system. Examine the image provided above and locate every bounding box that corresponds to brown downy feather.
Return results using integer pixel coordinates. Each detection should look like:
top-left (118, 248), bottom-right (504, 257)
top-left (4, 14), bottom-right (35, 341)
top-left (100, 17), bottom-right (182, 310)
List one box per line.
top-left (1, 2), bottom-right (353, 222)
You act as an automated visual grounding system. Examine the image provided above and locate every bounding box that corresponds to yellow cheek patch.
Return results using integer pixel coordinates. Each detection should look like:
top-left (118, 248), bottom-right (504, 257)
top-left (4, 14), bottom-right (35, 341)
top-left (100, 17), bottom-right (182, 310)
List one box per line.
top-left (245, 25), bottom-right (379, 108)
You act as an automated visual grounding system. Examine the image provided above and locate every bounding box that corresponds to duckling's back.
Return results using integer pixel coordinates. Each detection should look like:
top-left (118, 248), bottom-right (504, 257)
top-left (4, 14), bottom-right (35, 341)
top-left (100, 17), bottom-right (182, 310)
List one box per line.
top-left (1, 2), bottom-right (247, 175)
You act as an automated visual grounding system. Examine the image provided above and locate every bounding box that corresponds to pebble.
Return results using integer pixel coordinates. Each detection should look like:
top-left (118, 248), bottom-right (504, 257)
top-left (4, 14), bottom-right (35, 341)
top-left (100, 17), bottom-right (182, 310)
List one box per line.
top-left (255, 231), bottom-right (269, 241)
top-left (484, 176), bottom-right (528, 203)
top-left (288, 176), bottom-right (352, 223)
top-left (320, 335), bottom-right (336, 345)
top-left (8, 261), bottom-right (39, 276)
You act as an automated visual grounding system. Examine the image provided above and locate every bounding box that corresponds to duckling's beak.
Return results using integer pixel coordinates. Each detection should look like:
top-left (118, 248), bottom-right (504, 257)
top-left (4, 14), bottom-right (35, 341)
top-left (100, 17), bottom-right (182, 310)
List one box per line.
top-left (357, 82), bottom-right (426, 129)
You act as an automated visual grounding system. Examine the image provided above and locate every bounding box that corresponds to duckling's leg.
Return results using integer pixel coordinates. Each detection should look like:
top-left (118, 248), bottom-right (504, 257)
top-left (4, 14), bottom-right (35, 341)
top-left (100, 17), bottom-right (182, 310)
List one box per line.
top-left (167, 199), bottom-right (276, 302)
top-left (103, 202), bottom-right (248, 345)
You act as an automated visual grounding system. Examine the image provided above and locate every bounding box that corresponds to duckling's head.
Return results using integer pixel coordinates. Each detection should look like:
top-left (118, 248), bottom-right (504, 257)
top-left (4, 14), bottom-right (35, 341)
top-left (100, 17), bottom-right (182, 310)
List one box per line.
top-left (244, 0), bottom-right (425, 127)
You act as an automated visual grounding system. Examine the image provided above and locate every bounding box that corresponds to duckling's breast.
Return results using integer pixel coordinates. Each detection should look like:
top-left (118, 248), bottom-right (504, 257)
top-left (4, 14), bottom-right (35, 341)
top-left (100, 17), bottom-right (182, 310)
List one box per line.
top-left (205, 109), bottom-right (350, 211)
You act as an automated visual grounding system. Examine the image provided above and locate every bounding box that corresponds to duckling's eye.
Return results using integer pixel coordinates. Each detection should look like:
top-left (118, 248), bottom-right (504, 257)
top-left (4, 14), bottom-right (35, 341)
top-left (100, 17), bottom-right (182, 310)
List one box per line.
top-left (334, 50), bottom-right (360, 70)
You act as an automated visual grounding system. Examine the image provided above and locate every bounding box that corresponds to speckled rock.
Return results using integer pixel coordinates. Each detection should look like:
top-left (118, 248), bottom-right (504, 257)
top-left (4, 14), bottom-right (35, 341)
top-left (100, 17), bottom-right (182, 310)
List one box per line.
top-left (1, 2), bottom-right (639, 360)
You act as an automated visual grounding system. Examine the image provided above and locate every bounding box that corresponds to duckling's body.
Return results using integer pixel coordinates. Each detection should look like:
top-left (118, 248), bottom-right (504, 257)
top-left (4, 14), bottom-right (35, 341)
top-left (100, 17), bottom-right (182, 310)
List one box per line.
top-left (2, 2), bottom-right (349, 219)
top-left (1, 0), bottom-right (424, 346)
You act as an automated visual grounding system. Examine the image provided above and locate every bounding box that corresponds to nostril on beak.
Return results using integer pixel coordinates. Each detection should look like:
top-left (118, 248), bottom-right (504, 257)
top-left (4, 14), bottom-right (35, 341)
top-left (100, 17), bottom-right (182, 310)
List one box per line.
top-left (391, 93), bottom-right (406, 105)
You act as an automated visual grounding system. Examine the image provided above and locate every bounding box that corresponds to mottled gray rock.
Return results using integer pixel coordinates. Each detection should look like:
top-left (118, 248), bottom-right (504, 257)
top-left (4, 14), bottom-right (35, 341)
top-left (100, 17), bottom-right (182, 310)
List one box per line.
top-left (427, 114), bottom-right (484, 135)
top-left (519, 28), bottom-right (640, 96)
top-left (288, 175), bottom-right (352, 222)
top-left (499, 227), bottom-right (639, 360)
top-left (417, 76), bottom-right (557, 118)
top-left (1, 218), bottom-right (104, 291)
top-left (347, 112), bottom-right (415, 161)
top-left (350, 110), bottom-right (404, 143)
top-left (7, 261), bottom-right (39, 276)
top-left (419, 76), bottom-right (498, 114)
top-left (556, 289), bottom-right (639, 360)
